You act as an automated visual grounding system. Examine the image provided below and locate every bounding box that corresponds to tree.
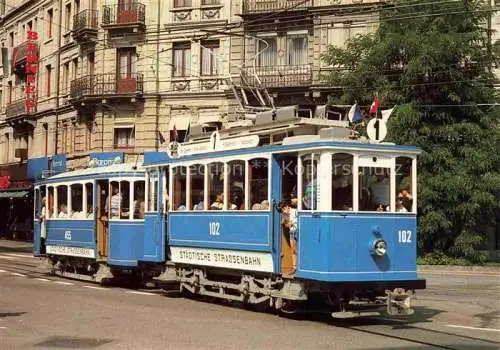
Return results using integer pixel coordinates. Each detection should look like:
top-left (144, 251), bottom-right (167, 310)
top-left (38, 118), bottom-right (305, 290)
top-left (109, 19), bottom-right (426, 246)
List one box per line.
top-left (322, 0), bottom-right (500, 262)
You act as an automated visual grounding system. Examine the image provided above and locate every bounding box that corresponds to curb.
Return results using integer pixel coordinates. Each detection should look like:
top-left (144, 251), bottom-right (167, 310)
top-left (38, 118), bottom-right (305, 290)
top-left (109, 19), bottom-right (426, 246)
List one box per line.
top-left (418, 265), bottom-right (500, 275)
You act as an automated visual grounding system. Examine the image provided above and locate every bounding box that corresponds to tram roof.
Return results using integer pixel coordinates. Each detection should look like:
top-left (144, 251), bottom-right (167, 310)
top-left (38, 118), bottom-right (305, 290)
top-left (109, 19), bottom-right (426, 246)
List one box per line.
top-left (143, 138), bottom-right (422, 168)
top-left (36, 163), bottom-right (145, 185)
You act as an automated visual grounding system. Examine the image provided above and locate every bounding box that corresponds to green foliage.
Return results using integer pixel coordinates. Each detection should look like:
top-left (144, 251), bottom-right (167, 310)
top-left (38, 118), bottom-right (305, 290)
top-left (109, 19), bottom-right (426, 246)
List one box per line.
top-left (417, 252), bottom-right (476, 266)
top-left (322, 0), bottom-right (500, 262)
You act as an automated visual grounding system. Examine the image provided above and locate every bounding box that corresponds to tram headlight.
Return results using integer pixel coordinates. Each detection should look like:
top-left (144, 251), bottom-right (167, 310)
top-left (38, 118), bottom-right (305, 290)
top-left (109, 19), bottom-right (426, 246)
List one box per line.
top-left (371, 238), bottom-right (387, 257)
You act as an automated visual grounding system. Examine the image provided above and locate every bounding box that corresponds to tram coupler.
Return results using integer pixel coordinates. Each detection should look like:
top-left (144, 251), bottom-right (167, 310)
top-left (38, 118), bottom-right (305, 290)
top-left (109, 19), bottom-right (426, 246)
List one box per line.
top-left (385, 288), bottom-right (414, 316)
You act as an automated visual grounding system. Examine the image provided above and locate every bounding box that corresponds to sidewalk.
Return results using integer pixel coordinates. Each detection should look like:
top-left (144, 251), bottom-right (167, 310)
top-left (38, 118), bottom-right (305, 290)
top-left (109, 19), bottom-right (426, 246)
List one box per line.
top-left (418, 264), bottom-right (500, 275)
top-left (0, 239), bottom-right (33, 253)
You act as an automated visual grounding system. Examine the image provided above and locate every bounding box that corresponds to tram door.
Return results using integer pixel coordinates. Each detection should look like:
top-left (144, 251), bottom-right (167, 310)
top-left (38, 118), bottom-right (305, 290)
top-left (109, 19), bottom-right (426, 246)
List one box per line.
top-left (96, 180), bottom-right (109, 260)
top-left (33, 186), bottom-right (45, 256)
top-left (276, 154), bottom-right (298, 274)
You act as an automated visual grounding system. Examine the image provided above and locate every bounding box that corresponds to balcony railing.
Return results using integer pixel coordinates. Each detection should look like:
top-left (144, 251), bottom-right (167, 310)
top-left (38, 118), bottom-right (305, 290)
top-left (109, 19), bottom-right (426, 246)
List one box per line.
top-left (70, 73), bottom-right (144, 100)
top-left (242, 65), bottom-right (313, 88)
top-left (243, 0), bottom-right (312, 14)
top-left (6, 99), bottom-right (34, 120)
top-left (102, 2), bottom-right (146, 27)
top-left (73, 9), bottom-right (99, 33)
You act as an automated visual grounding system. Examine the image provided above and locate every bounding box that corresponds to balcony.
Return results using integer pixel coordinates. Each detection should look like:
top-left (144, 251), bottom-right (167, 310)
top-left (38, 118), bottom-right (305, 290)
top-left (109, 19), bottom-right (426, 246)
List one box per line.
top-left (242, 65), bottom-right (313, 88)
top-left (12, 41), bottom-right (39, 76)
top-left (69, 73), bottom-right (144, 106)
top-left (5, 99), bottom-right (36, 129)
top-left (72, 9), bottom-right (99, 44)
top-left (242, 0), bottom-right (312, 15)
top-left (102, 2), bottom-right (145, 35)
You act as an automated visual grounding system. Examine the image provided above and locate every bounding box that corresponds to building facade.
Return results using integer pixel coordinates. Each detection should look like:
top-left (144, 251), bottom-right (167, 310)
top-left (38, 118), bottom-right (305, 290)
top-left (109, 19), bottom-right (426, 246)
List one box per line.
top-left (0, 0), bottom-right (498, 254)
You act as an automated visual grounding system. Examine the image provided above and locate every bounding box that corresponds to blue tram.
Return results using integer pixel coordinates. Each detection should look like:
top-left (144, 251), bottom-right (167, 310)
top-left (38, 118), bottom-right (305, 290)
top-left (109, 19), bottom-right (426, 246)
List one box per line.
top-left (33, 111), bottom-right (426, 317)
top-left (141, 122), bottom-right (425, 316)
top-left (33, 163), bottom-right (150, 282)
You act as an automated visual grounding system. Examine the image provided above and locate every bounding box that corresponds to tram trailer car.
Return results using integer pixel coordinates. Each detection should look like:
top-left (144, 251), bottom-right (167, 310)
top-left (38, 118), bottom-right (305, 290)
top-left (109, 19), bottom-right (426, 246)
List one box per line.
top-left (144, 134), bottom-right (426, 317)
top-left (33, 164), bottom-right (155, 282)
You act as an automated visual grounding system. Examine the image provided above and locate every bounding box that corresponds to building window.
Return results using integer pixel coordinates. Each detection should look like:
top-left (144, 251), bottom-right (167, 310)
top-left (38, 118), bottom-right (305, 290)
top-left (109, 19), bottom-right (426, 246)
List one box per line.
top-left (287, 33), bottom-right (308, 66)
top-left (173, 0), bottom-right (192, 8)
top-left (63, 62), bottom-right (70, 94)
top-left (72, 58), bottom-right (78, 80)
top-left (8, 82), bottom-right (12, 103)
top-left (65, 3), bottom-right (71, 32)
top-left (201, 0), bottom-right (220, 5)
top-left (257, 36), bottom-right (277, 67)
top-left (4, 133), bottom-right (9, 162)
top-left (46, 65), bottom-right (52, 97)
top-left (9, 32), bottom-right (14, 47)
top-left (117, 47), bottom-right (136, 78)
top-left (47, 9), bottom-right (53, 38)
top-left (173, 42), bottom-right (191, 77)
top-left (201, 40), bottom-right (219, 76)
top-left (87, 52), bottom-right (95, 76)
top-left (114, 126), bottom-right (135, 149)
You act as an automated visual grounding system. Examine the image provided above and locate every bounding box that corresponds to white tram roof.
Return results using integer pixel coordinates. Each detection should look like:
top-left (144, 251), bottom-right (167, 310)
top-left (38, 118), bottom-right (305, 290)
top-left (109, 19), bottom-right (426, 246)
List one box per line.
top-left (38, 163), bottom-right (145, 185)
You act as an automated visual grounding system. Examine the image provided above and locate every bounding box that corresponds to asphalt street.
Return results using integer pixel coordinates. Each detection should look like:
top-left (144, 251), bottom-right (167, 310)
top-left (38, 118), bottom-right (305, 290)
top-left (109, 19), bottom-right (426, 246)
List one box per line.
top-left (0, 241), bottom-right (499, 350)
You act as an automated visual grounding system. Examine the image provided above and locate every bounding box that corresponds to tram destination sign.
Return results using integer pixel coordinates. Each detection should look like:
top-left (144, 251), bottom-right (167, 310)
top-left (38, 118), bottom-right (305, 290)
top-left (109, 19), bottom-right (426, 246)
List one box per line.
top-left (167, 132), bottom-right (259, 158)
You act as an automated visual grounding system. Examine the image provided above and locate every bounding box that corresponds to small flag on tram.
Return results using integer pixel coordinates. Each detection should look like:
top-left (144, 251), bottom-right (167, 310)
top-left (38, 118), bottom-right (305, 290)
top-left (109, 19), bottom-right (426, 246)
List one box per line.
top-left (347, 103), bottom-right (362, 122)
top-left (369, 95), bottom-right (380, 114)
top-left (381, 105), bottom-right (397, 123)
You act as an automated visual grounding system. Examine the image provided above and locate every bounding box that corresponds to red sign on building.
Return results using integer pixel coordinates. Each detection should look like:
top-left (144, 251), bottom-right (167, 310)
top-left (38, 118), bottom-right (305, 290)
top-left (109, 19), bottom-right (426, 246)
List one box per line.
top-left (25, 30), bottom-right (38, 113)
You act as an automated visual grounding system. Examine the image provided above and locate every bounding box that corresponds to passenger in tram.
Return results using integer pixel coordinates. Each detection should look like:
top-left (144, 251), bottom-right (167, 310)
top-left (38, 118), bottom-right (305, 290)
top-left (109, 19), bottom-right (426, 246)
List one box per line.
top-left (279, 201), bottom-right (298, 274)
top-left (59, 204), bottom-right (68, 218)
top-left (193, 193), bottom-right (204, 210)
top-left (87, 205), bottom-right (94, 219)
top-left (302, 179), bottom-right (317, 210)
top-left (40, 197), bottom-right (47, 254)
top-left (110, 187), bottom-right (122, 219)
top-left (134, 188), bottom-right (145, 219)
top-left (396, 197), bottom-right (408, 213)
top-left (210, 193), bottom-right (224, 210)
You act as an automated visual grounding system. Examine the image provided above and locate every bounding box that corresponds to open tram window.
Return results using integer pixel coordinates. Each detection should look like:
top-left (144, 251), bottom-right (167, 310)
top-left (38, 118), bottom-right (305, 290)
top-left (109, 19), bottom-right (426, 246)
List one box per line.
top-left (47, 187), bottom-right (54, 218)
top-left (70, 184), bottom-right (83, 219)
top-left (301, 154), bottom-right (318, 211)
top-left (133, 180), bottom-right (145, 219)
top-left (57, 185), bottom-right (68, 218)
top-left (190, 164), bottom-right (204, 210)
top-left (85, 183), bottom-right (93, 219)
top-left (208, 162), bottom-right (224, 210)
top-left (119, 181), bottom-right (130, 219)
top-left (172, 166), bottom-right (187, 211)
top-left (281, 155), bottom-right (298, 205)
top-left (228, 160), bottom-right (245, 210)
top-left (249, 158), bottom-right (269, 210)
top-left (148, 171), bottom-right (158, 212)
top-left (396, 157), bottom-right (414, 212)
top-left (332, 153), bottom-right (353, 211)
top-left (359, 167), bottom-right (390, 212)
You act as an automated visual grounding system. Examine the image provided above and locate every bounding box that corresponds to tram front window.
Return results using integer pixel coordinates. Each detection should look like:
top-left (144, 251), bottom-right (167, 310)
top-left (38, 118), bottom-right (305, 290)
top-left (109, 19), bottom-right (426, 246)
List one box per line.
top-left (396, 157), bottom-right (414, 212)
top-left (301, 154), bottom-right (318, 211)
top-left (332, 153), bottom-right (353, 211)
top-left (57, 186), bottom-right (68, 218)
top-left (359, 167), bottom-right (390, 212)
top-left (70, 184), bottom-right (83, 218)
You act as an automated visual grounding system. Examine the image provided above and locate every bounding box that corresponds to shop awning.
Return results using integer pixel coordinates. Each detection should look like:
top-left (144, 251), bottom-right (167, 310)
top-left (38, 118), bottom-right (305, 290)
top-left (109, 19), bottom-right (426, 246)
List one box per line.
top-left (0, 190), bottom-right (29, 198)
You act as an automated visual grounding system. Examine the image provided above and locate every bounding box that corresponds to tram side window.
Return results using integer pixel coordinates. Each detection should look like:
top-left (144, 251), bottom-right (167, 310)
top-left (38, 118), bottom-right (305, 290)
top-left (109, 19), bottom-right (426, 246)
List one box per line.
top-left (47, 187), bottom-right (54, 218)
top-left (34, 188), bottom-right (40, 218)
top-left (85, 183), bottom-right (93, 219)
top-left (133, 181), bottom-right (145, 219)
top-left (173, 166), bottom-right (187, 211)
top-left (228, 160), bottom-right (245, 210)
top-left (208, 162), bottom-right (224, 210)
top-left (70, 184), bottom-right (84, 219)
top-left (148, 172), bottom-right (158, 212)
top-left (109, 181), bottom-right (121, 219)
top-left (120, 181), bottom-right (130, 219)
top-left (396, 157), bottom-right (414, 212)
top-left (57, 185), bottom-right (68, 218)
top-left (301, 154), bottom-right (318, 210)
top-left (190, 164), bottom-right (204, 210)
top-left (249, 158), bottom-right (269, 210)
top-left (359, 167), bottom-right (390, 212)
top-left (332, 153), bottom-right (353, 211)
